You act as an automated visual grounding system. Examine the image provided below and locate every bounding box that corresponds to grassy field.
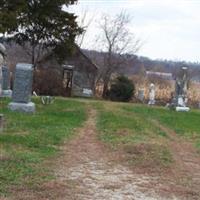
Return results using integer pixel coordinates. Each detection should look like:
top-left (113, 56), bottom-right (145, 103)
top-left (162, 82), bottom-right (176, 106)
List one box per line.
top-left (95, 101), bottom-right (173, 168)
top-left (126, 104), bottom-right (200, 149)
top-left (0, 97), bottom-right (86, 195)
top-left (95, 101), bottom-right (200, 169)
top-left (1, 97), bottom-right (200, 196)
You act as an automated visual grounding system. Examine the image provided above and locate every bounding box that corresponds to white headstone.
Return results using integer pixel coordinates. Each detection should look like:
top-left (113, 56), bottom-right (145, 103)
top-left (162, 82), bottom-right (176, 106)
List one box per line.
top-left (148, 83), bottom-right (155, 105)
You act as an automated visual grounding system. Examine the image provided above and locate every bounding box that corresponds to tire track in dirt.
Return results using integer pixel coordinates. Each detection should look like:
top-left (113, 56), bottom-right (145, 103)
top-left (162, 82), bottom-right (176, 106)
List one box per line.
top-left (49, 108), bottom-right (174, 200)
top-left (151, 119), bottom-right (200, 199)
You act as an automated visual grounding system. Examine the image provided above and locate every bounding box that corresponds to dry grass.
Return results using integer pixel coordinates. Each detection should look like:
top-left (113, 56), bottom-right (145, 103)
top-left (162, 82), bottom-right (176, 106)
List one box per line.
top-left (96, 75), bottom-right (200, 105)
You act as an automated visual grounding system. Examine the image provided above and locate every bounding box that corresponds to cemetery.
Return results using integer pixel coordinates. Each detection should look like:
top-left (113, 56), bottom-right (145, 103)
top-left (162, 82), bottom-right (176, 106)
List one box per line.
top-left (1, 1), bottom-right (200, 200)
top-left (1, 42), bottom-right (200, 198)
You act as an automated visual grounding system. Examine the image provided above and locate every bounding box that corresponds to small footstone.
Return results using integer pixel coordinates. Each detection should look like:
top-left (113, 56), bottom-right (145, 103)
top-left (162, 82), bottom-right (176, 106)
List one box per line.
top-left (2, 89), bottom-right (12, 97)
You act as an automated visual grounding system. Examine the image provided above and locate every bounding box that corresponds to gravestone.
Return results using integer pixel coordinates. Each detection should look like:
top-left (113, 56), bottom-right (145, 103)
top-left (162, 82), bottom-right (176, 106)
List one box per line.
top-left (148, 83), bottom-right (155, 105)
top-left (138, 89), bottom-right (145, 102)
top-left (8, 63), bottom-right (35, 113)
top-left (171, 66), bottom-right (190, 111)
top-left (0, 43), bottom-right (6, 97)
top-left (0, 44), bottom-right (6, 132)
top-left (2, 66), bottom-right (12, 97)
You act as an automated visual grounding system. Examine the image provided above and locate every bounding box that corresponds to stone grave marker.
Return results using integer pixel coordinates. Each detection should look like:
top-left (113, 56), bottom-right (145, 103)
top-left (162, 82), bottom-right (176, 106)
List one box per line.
top-left (2, 66), bottom-right (12, 97)
top-left (0, 43), bottom-right (6, 97)
top-left (148, 83), bottom-right (155, 105)
top-left (171, 66), bottom-right (190, 111)
top-left (138, 89), bottom-right (145, 102)
top-left (8, 63), bottom-right (35, 113)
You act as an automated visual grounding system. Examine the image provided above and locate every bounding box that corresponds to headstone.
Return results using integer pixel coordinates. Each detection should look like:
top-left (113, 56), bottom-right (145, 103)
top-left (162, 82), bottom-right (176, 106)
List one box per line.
top-left (8, 63), bottom-right (35, 113)
top-left (148, 83), bottom-right (155, 105)
top-left (138, 89), bottom-right (145, 102)
top-left (2, 66), bottom-right (12, 97)
top-left (171, 66), bottom-right (190, 112)
top-left (0, 43), bottom-right (6, 97)
top-left (0, 44), bottom-right (6, 132)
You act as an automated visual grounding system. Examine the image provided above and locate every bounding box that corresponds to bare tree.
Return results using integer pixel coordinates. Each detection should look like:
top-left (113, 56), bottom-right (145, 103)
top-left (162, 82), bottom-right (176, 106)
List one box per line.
top-left (76, 9), bottom-right (95, 48)
top-left (96, 11), bottom-right (141, 98)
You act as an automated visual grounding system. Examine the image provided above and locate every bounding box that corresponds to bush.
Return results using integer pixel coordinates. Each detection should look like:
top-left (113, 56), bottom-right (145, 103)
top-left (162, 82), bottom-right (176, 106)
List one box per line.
top-left (108, 75), bottom-right (135, 102)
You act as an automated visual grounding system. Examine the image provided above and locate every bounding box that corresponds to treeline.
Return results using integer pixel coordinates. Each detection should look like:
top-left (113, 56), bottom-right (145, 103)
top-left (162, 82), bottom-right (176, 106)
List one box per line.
top-left (83, 49), bottom-right (200, 81)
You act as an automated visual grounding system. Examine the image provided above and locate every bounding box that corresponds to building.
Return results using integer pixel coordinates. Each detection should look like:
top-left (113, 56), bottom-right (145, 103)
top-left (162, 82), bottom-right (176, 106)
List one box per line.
top-left (62, 45), bottom-right (98, 97)
top-left (5, 42), bottom-right (98, 97)
top-left (146, 71), bottom-right (173, 80)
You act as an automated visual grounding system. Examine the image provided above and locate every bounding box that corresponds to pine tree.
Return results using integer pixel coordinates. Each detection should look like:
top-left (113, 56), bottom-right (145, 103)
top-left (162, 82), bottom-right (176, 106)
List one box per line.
top-left (0, 0), bottom-right (82, 67)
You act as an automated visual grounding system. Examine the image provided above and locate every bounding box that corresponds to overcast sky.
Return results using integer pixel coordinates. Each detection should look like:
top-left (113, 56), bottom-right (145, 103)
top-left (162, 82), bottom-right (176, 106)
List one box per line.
top-left (68, 0), bottom-right (200, 62)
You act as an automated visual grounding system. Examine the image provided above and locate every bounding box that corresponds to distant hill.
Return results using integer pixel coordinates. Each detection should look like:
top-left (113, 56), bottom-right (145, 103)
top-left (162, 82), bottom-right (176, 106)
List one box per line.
top-left (82, 49), bottom-right (200, 81)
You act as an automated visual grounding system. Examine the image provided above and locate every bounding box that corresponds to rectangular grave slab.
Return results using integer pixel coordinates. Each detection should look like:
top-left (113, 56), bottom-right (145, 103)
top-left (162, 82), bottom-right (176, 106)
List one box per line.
top-left (12, 63), bottom-right (33, 103)
top-left (2, 66), bottom-right (12, 97)
top-left (2, 66), bottom-right (10, 90)
top-left (8, 63), bottom-right (35, 113)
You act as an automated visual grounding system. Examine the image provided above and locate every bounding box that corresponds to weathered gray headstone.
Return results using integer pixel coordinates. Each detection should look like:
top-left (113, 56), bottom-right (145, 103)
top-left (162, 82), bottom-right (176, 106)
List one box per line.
top-left (0, 44), bottom-right (6, 133)
top-left (0, 43), bottom-right (6, 97)
top-left (2, 66), bottom-right (10, 90)
top-left (2, 66), bottom-right (12, 97)
top-left (138, 89), bottom-right (145, 102)
top-left (0, 44), bottom-right (6, 130)
top-left (8, 63), bottom-right (35, 113)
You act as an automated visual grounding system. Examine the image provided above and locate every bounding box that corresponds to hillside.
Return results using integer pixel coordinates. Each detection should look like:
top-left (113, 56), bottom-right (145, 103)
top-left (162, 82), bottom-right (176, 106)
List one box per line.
top-left (83, 49), bottom-right (200, 81)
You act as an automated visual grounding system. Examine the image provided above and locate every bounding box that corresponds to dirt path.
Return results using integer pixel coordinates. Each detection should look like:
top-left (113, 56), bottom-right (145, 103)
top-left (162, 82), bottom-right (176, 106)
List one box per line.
top-left (151, 120), bottom-right (200, 199)
top-left (51, 108), bottom-right (168, 200)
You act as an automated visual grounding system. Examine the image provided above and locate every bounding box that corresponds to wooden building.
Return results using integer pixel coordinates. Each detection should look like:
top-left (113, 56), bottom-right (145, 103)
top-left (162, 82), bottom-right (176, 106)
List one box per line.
top-left (5, 42), bottom-right (98, 97)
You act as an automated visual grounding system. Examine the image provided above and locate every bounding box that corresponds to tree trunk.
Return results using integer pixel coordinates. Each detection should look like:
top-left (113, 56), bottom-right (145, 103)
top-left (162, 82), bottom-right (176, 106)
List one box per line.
top-left (32, 46), bottom-right (35, 66)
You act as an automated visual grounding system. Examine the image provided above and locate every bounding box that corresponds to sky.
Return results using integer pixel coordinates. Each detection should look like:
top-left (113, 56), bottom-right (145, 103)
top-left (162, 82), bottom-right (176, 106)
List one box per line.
top-left (67, 0), bottom-right (200, 62)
